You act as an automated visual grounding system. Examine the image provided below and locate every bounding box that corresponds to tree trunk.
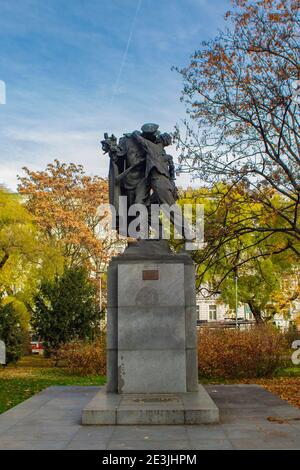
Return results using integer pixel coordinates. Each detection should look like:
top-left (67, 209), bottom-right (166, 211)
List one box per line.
top-left (0, 252), bottom-right (9, 270)
top-left (247, 300), bottom-right (264, 324)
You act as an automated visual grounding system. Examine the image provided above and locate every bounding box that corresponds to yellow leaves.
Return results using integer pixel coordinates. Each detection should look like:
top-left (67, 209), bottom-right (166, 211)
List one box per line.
top-left (1, 298), bottom-right (30, 329)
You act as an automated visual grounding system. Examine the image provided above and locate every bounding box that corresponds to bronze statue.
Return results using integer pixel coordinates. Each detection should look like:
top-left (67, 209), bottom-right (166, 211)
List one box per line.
top-left (101, 123), bottom-right (183, 238)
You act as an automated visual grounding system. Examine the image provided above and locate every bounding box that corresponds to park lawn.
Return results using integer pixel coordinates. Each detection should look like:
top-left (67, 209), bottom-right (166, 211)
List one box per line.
top-left (0, 357), bottom-right (299, 415)
top-left (0, 355), bottom-right (106, 414)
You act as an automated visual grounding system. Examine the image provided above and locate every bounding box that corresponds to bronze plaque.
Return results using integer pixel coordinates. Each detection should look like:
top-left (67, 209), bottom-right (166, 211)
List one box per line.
top-left (142, 270), bottom-right (159, 281)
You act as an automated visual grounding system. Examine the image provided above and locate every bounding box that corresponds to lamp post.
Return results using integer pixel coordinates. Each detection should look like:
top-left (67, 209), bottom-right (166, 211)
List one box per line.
top-left (234, 269), bottom-right (238, 329)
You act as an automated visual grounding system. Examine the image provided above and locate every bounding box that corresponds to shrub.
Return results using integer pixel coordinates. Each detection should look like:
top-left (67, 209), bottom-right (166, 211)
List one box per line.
top-left (53, 336), bottom-right (106, 376)
top-left (198, 324), bottom-right (286, 379)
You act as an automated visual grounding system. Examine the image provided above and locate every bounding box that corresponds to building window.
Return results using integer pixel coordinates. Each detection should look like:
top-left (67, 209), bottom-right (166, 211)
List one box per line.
top-left (196, 305), bottom-right (200, 320)
top-left (209, 304), bottom-right (217, 321)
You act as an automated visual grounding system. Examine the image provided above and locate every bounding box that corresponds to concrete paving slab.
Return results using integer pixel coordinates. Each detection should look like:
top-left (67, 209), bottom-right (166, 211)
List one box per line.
top-left (0, 384), bottom-right (299, 450)
top-left (190, 439), bottom-right (234, 450)
top-left (110, 424), bottom-right (188, 441)
top-left (107, 439), bottom-right (191, 450)
top-left (186, 425), bottom-right (227, 440)
top-left (231, 437), bottom-right (300, 450)
top-left (71, 426), bottom-right (115, 441)
top-left (0, 439), bottom-right (70, 450)
top-left (2, 423), bottom-right (81, 441)
top-left (65, 441), bottom-right (109, 450)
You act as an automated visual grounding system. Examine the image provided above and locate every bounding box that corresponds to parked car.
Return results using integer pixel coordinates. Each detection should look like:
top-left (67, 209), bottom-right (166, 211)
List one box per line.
top-left (30, 334), bottom-right (44, 355)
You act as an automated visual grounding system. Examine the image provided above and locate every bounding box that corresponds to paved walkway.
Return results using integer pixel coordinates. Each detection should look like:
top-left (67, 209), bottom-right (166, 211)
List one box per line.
top-left (0, 385), bottom-right (300, 450)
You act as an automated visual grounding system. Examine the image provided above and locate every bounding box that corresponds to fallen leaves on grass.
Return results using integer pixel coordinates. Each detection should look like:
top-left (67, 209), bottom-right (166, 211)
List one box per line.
top-left (0, 355), bottom-right (106, 414)
top-left (240, 377), bottom-right (300, 409)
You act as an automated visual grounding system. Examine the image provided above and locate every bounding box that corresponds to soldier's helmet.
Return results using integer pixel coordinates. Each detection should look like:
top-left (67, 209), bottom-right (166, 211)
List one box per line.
top-left (141, 123), bottom-right (159, 134)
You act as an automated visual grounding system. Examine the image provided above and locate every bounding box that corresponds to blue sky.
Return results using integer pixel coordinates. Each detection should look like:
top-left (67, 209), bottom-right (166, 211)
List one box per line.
top-left (0, 0), bottom-right (229, 190)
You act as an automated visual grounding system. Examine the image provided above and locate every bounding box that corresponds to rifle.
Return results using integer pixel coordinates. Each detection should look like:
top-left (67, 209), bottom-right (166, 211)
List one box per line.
top-left (115, 162), bottom-right (143, 183)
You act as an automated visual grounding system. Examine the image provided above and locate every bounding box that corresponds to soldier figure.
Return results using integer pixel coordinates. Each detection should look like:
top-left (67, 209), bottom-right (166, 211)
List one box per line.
top-left (131, 124), bottom-right (178, 207)
top-left (101, 123), bottom-right (183, 238)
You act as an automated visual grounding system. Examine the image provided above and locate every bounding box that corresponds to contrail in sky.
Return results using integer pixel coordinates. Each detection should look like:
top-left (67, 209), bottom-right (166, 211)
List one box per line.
top-left (110, 0), bottom-right (142, 106)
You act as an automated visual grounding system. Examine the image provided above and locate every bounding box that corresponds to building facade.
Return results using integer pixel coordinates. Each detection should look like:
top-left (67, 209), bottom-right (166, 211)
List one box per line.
top-left (196, 291), bottom-right (299, 330)
top-left (196, 292), bottom-right (254, 324)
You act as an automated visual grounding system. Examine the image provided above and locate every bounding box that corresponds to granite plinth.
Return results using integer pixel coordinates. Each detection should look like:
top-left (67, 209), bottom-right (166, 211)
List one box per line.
top-left (106, 240), bottom-right (198, 394)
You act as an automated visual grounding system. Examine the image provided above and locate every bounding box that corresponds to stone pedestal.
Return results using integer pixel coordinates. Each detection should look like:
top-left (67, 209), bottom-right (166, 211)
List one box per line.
top-left (107, 240), bottom-right (198, 394)
top-left (82, 240), bottom-right (219, 425)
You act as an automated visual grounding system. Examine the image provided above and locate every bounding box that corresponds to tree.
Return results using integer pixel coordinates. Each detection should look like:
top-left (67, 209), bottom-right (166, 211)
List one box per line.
top-left (0, 186), bottom-right (63, 314)
top-left (176, 0), bottom-right (300, 262)
top-left (0, 186), bottom-right (37, 280)
top-left (0, 301), bottom-right (28, 364)
top-left (220, 258), bottom-right (299, 323)
top-left (18, 160), bottom-right (111, 278)
top-left (0, 187), bottom-right (63, 361)
top-left (177, 185), bottom-right (299, 323)
top-left (32, 267), bottom-right (100, 352)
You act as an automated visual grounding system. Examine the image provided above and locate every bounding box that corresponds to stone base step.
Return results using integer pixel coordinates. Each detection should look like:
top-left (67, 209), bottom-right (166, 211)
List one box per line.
top-left (82, 385), bottom-right (219, 425)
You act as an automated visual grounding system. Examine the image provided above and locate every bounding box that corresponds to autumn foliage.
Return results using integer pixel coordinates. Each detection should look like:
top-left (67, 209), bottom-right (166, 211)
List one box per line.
top-left (18, 160), bottom-right (110, 274)
top-left (53, 336), bottom-right (106, 376)
top-left (198, 325), bottom-right (287, 379)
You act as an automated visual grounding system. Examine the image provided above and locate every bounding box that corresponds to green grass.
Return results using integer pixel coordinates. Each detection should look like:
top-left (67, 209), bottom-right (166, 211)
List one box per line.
top-left (0, 356), bottom-right (106, 414)
top-left (274, 366), bottom-right (300, 378)
top-left (198, 365), bottom-right (300, 384)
